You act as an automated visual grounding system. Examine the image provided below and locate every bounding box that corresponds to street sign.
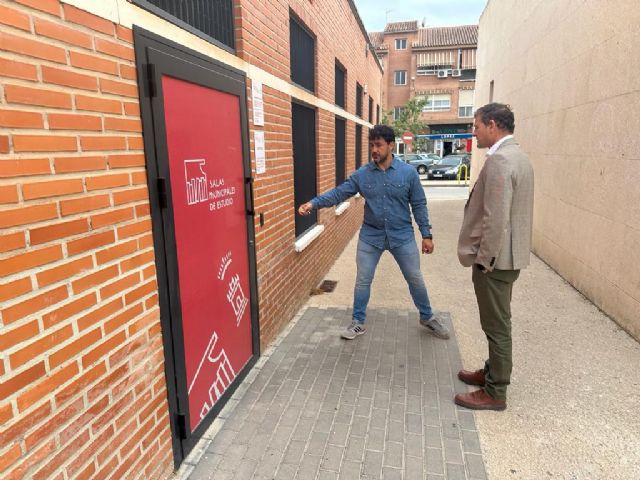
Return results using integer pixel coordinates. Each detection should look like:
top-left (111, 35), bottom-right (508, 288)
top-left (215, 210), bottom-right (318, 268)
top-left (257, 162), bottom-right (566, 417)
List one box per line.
top-left (402, 131), bottom-right (414, 144)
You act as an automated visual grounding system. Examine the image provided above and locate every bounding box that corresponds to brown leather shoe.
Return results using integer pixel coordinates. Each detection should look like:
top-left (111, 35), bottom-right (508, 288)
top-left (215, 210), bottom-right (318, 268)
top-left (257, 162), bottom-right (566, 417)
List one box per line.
top-left (454, 389), bottom-right (506, 411)
top-left (458, 369), bottom-right (485, 386)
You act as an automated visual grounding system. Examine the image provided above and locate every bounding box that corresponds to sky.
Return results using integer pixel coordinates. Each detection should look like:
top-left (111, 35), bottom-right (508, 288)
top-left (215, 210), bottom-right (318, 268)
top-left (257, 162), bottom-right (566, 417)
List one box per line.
top-left (353, 0), bottom-right (488, 32)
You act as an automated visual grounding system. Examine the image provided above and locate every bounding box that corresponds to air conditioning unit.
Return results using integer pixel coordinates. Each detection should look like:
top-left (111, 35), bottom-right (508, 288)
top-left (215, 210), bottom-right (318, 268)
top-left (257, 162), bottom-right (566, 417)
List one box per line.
top-left (451, 69), bottom-right (462, 77)
top-left (437, 69), bottom-right (448, 78)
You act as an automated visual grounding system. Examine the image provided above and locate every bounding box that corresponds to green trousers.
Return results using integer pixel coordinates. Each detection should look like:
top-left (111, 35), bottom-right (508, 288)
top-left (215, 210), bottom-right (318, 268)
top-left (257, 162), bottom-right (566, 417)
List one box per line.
top-left (472, 266), bottom-right (520, 400)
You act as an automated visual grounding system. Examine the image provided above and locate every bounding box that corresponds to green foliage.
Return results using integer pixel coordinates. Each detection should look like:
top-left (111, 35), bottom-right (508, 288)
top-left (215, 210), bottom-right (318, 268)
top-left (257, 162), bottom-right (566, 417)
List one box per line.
top-left (390, 97), bottom-right (427, 138)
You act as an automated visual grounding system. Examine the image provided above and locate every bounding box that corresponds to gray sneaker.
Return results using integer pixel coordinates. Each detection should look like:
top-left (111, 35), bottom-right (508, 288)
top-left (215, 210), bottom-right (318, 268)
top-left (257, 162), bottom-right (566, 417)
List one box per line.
top-left (341, 321), bottom-right (366, 340)
top-left (419, 315), bottom-right (450, 339)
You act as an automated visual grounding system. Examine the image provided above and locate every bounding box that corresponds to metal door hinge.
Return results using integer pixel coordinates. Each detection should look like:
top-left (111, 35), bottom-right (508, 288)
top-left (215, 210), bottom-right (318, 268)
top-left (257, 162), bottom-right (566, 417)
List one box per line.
top-left (176, 413), bottom-right (188, 439)
top-left (157, 177), bottom-right (167, 209)
top-left (145, 63), bottom-right (157, 98)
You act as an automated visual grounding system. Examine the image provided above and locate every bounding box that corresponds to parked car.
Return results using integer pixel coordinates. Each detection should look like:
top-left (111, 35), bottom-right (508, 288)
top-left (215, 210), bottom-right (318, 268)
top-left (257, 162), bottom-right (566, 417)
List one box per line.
top-left (399, 153), bottom-right (442, 174)
top-left (427, 154), bottom-right (471, 180)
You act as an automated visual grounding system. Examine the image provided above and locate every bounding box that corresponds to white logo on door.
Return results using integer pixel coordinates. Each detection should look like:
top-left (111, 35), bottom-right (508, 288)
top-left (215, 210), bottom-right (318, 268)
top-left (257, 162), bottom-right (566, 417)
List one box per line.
top-left (184, 159), bottom-right (208, 205)
top-left (188, 331), bottom-right (236, 420)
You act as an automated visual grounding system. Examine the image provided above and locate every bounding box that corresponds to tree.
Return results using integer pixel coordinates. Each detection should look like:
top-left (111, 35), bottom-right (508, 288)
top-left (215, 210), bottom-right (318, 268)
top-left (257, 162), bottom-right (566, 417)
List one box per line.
top-left (384, 97), bottom-right (428, 151)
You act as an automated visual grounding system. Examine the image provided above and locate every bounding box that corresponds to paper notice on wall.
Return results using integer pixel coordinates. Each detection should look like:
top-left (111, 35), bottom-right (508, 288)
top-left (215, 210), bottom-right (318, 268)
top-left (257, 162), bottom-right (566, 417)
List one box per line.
top-left (251, 81), bottom-right (264, 126)
top-left (254, 131), bottom-right (266, 174)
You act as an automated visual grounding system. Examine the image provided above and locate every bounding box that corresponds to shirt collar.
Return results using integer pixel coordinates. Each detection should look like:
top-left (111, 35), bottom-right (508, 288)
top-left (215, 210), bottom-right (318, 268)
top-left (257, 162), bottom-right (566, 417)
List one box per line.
top-left (369, 155), bottom-right (399, 171)
top-left (487, 134), bottom-right (513, 156)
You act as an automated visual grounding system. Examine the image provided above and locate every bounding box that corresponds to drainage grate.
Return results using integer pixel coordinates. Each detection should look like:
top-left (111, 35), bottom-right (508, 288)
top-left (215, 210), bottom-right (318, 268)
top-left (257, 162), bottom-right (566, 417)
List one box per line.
top-left (319, 280), bottom-right (338, 292)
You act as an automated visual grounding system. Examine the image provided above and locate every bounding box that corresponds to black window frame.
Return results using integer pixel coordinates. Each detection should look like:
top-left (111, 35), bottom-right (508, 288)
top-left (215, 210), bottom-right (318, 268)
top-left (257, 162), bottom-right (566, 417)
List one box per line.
top-left (368, 97), bottom-right (373, 123)
top-left (355, 124), bottom-right (363, 169)
top-left (335, 117), bottom-right (346, 186)
top-left (335, 60), bottom-right (346, 108)
top-left (131, 0), bottom-right (235, 52)
top-left (289, 13), bottom-right (316, 93)
top-left (356, 83), bottom-right (363, 118)
top-left (292, 101), bottom-right (318, 237)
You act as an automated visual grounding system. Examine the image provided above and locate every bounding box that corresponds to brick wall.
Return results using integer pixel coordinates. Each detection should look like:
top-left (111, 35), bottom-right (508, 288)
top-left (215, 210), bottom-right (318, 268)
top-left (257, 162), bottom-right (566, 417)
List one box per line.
top-left (0, 1), bottom-right (173, 478)
top-left (240, 0), bottom-right (382, 347)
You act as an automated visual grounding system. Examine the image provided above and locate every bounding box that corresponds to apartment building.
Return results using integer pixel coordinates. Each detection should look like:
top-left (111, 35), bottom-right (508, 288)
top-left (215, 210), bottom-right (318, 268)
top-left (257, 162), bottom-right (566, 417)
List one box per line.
top-left (370, 21), bottom-right (478, 156)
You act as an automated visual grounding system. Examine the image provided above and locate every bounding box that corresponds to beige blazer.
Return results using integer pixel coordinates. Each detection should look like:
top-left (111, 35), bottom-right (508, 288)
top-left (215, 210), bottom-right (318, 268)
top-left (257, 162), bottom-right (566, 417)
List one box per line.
top-left (458, 137), bottom-right (534, 271)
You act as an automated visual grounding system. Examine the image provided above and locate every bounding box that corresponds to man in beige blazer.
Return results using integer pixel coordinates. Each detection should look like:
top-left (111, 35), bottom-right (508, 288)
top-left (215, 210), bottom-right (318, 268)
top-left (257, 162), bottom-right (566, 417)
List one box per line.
top-left (454, 103), bottom-right (534, 411)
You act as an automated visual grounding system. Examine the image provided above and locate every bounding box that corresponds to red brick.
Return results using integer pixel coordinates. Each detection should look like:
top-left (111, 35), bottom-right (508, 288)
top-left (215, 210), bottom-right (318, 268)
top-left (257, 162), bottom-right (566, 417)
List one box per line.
top-left (77, 298), bottom-right (122, 331)
top-left (50, 328), bottom-right (102, 368)
top-left (117, 219), bottom-right (151, 239)
top-left (95, 38), bottom-right (135, 61)
top-left (0, 158), bottom-right (51, 177)
top-left (0, 135), bottom-right (9, 153)
top-left (71, 264), bottom-right (118, 294)
top-left (137, 232), bottom-right (153, 249)
top-left (124, 280), bottom-right (156, 305)
top-left (13, 135), bottom-right (77, 153)
top-left (4, 438), bottom-right (56, 480)
top-left (61, 395), bottom-right (109, 444)
top-left (82, 331), bottom-right (126, 368)
top-left (34, 18), bottom-right (93, 49)
top-left (5, 84), bottom-right (72, 109)
top-left (108, 153), bottom-right (145, 168)
top-left (42, 292), bottom-right (97, 329)
top-left (95, 239), bottom-right (137, 265)
top-left (54, 155), bottom-right (107, 172)
top-left (0, 57), bottom-right (38, 81)
top-left (61, 194), bottom-right (110, 216)
top-left (63, 4), bottom-right (114, 35)
top-left (22, 178), bottom-right (84, 200)
top-left (24, 397), bottom-right (84, 450)
top-left (15, 0), bottom-right (61, 17)
top-left (1, 284), bottom-right (68, 324)
top-left (32, 428), bottom-right (88, 480)
top-left (0, 443), bottom-right (23, 473)
top-left (127, 136), bottom-right (144, 150)
top-left (116, 25), bottom-right (133, 44)
top-left (113, 187), bottom-right (148, 206)
top-left (0, 319), bottom-right (39, 351)
top-left (0, 244), bottom-right (62, 276)
top-left (119, 63), bottom-right (137, 80)
top-left (0, 231), bottom-right (26, 254)
top-left (55, 361), bottom-right (106, 406)
top-left (135, 203), bottom-right (150, 218)
top-left (0, 184), bottom-right (19, 203)
top-left (0, 362), bottom-right (46, 402)
top-left (100, 272), bottom-right (139, 300)
top-left (69, 50), bottom-right (118, 75)
top-left (30, 218), bottom-right (89, 245)
top-left (87, 363), bottom-right (128, 403)
top-left (99, 78), bottom-right (138, 98)
top-left (0, 402), bottom-right (14, 425)
top-left (104, 303), bottom-right (143, 337)
top-left (123, 102), bottom-right (140, 116)
top-left (36, 255), bottom-right (93, 287)
top-left (67, 230), bottom-right (115, 257)
top-left (0, 31), bottom-right (66, 64)
top-left (91, 206), bottom-right (134, 229)
top-left (17, 361), bottom-right (78, 411)
top-left (42, 65), bottom-right (99, 91)
top-left (48, 112), bottom-right (102, 131)
top-left (104, 117), bottom-right (142, 132)
top-left (80, 135), bottom-right (126, 151)
top-left (0, 109), bottom-right (44, 129)
top-left (86, 173), bottom-right (130, 191)
top-left (0, 4), bottom-right (31, 31)
top-left (75, 94), bottom-right (121, 114)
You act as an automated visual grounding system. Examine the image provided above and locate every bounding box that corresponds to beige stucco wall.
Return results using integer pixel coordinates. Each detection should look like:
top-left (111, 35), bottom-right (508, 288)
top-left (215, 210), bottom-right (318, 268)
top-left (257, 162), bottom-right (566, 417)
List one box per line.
top-left (474, 0), bottom-right (640, 339)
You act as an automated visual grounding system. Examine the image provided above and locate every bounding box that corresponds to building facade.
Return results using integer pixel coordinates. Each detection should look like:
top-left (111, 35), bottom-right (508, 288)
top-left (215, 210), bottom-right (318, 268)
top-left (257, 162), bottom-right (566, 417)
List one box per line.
top-left (0, 0), bottom-right (382, 476)
top-left (475, 0), bottom-right (640, 340)
top-left (370, 21), bottom-right (478, 156)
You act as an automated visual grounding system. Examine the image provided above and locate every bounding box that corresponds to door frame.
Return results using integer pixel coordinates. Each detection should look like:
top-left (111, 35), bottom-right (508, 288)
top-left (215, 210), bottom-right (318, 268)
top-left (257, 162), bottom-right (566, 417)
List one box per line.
top-left (133, 27), bottom-right (260, 467)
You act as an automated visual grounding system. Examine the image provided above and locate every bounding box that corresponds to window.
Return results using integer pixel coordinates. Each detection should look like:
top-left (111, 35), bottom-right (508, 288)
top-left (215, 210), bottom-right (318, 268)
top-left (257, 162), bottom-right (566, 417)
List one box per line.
top-left (368, 97), bottom-right (373, 123)
top-left (395, 38), bottom-right (407, 50)
top-left (292, 103), bottom-right (317, 236)
top-left (290, 15), bottom-right (315, 92)
top-left (133, 0), bottom-right (234, 49)
top-left (458, 89), bottom-right (475, 117)
top-left (335, 61), bottom-right (345, 108)
top-left (393, 106), bottom-right (404, 120)
top-left (416, 65), bottom-right (452, 76)
top-left (420, 94), bottom-right (451, 112)
top-left (356, 83), bottom-right (363, 117)
top-left (394, 70), bottom-right (407, 85)
top-left (355, 124), bottom-right (362, 169)
top-left (335, 118), bottom-right (346, 186)
top-left (376, 105), bottom-right (380, 124)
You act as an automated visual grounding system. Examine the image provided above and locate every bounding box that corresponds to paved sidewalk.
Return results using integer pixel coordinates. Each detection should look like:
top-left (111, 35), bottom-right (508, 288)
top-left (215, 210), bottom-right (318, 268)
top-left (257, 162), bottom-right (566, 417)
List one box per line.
top-left (179, 196), bottom-right (640, 480)
top-left (187, 307), bottom-right (485, 480)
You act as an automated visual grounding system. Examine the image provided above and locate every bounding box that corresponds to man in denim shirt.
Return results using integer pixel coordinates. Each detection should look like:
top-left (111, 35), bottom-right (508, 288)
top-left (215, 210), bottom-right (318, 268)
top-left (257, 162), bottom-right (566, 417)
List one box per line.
top-left (298, 125), bottom-right (449, 340)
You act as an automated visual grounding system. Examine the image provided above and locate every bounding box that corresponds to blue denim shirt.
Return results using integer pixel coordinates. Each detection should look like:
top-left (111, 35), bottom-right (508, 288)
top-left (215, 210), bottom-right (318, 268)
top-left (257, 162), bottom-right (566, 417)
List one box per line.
top-left (310, 156), bottom-right (432, 249)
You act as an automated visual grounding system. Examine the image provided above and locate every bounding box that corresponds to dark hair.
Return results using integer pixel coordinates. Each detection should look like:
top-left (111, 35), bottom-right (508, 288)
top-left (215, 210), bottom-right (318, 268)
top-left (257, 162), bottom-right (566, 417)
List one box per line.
top-left (368, 125), bottom-right (395, 144)
top-left (475, 103), bottom-right (515, 133)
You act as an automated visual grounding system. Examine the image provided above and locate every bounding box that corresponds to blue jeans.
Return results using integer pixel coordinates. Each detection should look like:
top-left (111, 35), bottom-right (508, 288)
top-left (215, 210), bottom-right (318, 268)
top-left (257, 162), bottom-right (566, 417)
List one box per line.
top-left (353, 238), bottom-right (433, 323)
